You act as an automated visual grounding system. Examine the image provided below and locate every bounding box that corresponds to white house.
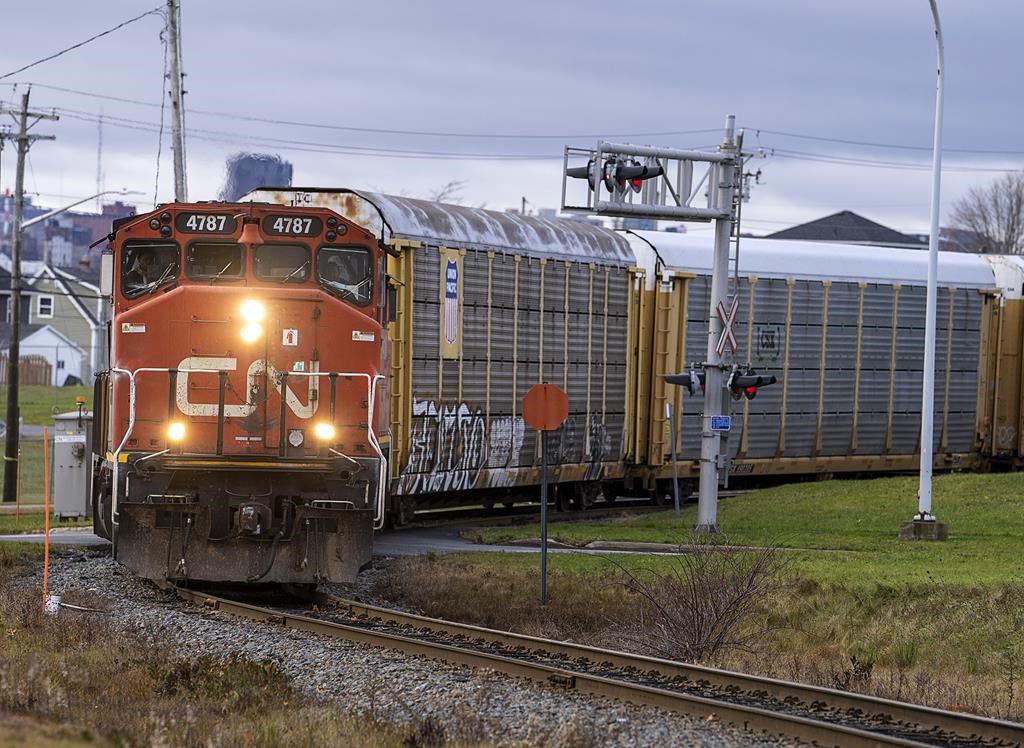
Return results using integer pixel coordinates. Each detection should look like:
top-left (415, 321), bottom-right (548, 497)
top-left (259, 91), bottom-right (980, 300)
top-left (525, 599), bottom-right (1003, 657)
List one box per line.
top-left (4, 324), bottom-right (87, 386)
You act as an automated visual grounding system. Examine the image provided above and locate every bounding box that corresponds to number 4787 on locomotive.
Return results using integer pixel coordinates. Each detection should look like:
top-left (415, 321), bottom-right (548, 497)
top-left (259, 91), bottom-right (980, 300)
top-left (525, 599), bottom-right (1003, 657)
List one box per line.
top-left (90, 202), bottom-right (391, 584)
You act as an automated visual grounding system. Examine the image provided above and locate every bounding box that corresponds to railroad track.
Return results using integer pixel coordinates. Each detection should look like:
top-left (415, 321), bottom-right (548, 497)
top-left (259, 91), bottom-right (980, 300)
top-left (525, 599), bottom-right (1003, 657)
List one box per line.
top-left (408, 491), bottom-right (751, 529)
top-left (169, 586), bottom-right (1023, 748)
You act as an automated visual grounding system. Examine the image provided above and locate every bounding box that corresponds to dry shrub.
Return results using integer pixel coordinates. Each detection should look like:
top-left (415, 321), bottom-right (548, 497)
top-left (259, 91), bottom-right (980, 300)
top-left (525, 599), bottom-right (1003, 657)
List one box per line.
top-left (610, 535), bottom-right (790, 662)
top-left (373, 554), bottom-right (636, 642)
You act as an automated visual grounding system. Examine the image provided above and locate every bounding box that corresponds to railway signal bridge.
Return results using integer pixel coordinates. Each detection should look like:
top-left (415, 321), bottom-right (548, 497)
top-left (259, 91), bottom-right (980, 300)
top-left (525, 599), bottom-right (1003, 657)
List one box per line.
top-left (561, 115), bottom-right (765, 532)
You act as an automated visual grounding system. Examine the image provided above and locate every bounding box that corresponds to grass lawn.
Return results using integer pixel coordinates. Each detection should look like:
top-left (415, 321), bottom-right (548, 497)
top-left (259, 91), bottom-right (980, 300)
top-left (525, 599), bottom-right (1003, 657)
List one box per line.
top-left (469, 473), bottom-right (1024, 587)
top-left (0, 384), bottom-right (92, 426)
top-left (0, 439), bottom-right (46, 504)
top-left (0, 511), bottom-right (91, 534)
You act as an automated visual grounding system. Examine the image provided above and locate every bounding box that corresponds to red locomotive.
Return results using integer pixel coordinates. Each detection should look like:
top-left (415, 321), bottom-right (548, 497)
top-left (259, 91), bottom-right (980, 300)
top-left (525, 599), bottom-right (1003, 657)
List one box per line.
top-left (91, 202), bottom-right (389, 583)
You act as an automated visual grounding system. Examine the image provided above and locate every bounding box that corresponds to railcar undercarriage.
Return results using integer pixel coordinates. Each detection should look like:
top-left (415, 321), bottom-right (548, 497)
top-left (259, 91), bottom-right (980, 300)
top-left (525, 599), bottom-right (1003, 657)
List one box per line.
top-left (95, 453), bottom-right (377, 584)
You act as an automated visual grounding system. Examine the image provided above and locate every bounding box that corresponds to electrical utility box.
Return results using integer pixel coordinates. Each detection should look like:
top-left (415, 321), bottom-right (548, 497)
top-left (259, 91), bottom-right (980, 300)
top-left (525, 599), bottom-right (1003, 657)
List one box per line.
top-left (52, 411), bottom-right (93, 520)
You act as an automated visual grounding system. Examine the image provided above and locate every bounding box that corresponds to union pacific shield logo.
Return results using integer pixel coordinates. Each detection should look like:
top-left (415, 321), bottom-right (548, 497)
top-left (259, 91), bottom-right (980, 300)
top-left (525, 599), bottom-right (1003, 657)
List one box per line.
top-left (444, 259), bottom-right (459, 345)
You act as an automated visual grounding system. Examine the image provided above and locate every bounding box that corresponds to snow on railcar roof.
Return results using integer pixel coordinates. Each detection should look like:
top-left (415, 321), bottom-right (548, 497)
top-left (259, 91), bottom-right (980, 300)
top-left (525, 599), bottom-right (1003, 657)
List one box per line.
top-left (632, 231), bottom-right (997, 288)
top-left (243, 187), bottom-right (633, 265)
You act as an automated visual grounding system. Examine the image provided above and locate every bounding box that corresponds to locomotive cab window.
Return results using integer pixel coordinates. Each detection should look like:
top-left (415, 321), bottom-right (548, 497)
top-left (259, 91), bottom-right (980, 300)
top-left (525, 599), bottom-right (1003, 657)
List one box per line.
top-left (186, 242), bottom-right (245, 282)
top-left (255, 244), bottom-right (310, 283)
top-left (121, 242), bottom-right (179, 298)
top-left (317, 246), bottom-right (373, 306)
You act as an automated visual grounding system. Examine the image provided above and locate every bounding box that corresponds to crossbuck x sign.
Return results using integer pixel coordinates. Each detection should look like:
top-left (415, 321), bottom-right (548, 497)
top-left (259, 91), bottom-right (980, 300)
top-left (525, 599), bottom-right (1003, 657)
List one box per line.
top-left (716, 295), bottom-right (740, 357)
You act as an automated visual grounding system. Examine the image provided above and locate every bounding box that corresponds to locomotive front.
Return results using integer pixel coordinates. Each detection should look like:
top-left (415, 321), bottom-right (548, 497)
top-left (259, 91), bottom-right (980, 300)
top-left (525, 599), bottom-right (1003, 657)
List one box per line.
top-left (91, 203), bottom-right (389, 584)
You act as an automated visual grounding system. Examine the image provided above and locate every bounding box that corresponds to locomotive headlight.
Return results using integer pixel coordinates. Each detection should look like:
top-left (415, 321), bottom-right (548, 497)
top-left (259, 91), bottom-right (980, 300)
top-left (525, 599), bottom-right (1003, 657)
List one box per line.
top-left (167, 421), bottom-right (186, 442)
top-left (240, 299), bottom-right (266, 322)
top-left (314, 422), bottom-right (336, 441)
top-left (240, 322), bottom-right (263, 343)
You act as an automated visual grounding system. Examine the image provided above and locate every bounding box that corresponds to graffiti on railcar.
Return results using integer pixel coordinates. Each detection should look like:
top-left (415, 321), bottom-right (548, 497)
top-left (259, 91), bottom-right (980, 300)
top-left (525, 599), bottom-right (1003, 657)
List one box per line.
top-left (398, 398), bottom-right (610, 493)
top-left (584, 421), bottom-right (609, 481)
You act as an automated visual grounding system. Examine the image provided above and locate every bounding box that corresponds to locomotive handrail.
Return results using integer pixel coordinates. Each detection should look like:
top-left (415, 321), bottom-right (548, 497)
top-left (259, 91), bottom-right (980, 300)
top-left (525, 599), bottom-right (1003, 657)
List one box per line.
top-left (282, 370), bottom-right (387, 529)
top-left (108, 367), bottom-right (388, 534)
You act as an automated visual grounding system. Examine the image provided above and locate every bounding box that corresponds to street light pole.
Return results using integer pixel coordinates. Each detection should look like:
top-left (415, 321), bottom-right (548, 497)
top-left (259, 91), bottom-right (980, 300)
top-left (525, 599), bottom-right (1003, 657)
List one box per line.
top-left (903, 0), bottom-right (948, 540)
top-left (918, 0), bottom-right (944, 521)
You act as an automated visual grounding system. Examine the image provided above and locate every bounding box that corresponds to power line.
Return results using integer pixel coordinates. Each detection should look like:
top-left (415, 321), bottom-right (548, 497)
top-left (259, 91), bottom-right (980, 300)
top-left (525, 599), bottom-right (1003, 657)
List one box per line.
top-left (2, 82), bottom-right (722, 141)
top-left (9, 81), bottom-right (1024, 160)
top-left (0, 7), bottom-right (163, 81)
top-left (751, 127), bottom-right (1024, 156)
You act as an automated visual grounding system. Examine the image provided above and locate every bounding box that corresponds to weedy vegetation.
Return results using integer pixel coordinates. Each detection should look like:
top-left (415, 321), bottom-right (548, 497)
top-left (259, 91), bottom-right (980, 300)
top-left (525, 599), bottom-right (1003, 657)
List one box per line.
top-left (0, 555), bottom-right (498, 747)
top-left (375, 474), bottom-right (1024, 722)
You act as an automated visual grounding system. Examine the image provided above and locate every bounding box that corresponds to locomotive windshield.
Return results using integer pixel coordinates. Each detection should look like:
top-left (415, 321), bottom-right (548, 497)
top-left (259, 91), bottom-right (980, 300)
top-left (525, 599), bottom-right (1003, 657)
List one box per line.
top-left (186, 242), bottom-right (244, 282)
top-left (317, 246), bottom-right (372, 306)
top-left (121, 242), bottom-right (179, 298)
top-left (254, 244), bottom-right (310, 283)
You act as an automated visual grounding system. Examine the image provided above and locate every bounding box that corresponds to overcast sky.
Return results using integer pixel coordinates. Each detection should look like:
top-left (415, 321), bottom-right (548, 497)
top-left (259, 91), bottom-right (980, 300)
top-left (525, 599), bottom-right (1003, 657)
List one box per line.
top-left (1, 1), bottom-right (1021, 238)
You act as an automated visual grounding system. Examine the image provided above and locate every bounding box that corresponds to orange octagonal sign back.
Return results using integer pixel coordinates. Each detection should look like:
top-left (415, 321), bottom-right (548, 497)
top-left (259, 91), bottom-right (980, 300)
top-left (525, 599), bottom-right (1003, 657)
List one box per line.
top-left (522, 383), bottom-right (569, 432)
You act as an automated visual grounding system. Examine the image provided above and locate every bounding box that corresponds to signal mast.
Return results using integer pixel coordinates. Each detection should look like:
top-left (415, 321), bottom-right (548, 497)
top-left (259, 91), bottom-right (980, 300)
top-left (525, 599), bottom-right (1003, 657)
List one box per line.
top-left (562, 116), bottom-right (772, 532)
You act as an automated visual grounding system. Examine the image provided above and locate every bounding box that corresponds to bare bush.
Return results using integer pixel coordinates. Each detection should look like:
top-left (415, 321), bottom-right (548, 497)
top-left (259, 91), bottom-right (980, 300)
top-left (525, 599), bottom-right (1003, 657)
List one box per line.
top-left (611, 536), bottom-right (790, 662)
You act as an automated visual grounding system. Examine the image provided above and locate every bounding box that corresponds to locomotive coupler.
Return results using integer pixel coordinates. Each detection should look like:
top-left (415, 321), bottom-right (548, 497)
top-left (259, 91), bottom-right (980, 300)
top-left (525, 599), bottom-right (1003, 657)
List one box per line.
top-left (237, 502), bottom-right (272, 535)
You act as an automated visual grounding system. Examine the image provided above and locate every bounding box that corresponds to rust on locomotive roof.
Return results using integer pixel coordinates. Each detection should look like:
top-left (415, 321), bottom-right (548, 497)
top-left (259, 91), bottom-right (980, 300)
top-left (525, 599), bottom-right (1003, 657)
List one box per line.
top-left (242, 187), bottom-right (633, 264)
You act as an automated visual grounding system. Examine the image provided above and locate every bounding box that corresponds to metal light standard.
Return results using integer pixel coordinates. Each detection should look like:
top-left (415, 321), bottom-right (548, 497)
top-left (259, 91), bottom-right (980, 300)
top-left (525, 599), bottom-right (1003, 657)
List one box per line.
top-left (903, 0), bottom-right (948, 540)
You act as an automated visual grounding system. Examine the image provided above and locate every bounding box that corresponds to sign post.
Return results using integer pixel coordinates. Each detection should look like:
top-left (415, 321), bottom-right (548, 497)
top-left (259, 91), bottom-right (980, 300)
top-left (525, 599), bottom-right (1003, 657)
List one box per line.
top-left (522, 383), bottom-right (569, 606)
top-left (666, 402), bottom-right (681, 516)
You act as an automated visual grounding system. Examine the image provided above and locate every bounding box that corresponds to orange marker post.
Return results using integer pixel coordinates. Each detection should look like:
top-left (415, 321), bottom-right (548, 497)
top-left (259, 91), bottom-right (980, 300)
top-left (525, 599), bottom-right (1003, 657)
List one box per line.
top-left (42, 426), bottom-right (50, 613)
top-left (15, 446), bottom-right (20, 528)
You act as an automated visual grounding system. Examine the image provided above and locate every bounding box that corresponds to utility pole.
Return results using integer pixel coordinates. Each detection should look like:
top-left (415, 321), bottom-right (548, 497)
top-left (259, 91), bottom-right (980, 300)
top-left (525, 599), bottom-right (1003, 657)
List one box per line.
top-left (1, 89), bottom-right (57, 502)
top-left (695, 117), bottom-right (739, 533)
top-left (167, 0), bottom-right (188, 201)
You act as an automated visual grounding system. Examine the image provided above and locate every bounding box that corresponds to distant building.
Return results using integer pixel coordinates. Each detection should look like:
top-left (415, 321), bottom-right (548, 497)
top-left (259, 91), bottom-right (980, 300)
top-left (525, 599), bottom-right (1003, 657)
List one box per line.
top-left (0, 192), bottom-right (134, 268)
top-left (620, 217), bottom-right (657, 231)
top-left (219, 153), bottom-right (293, 201)
top-left (765, 211), bottom-right (927, 250)
top-left (1, 324), bottom-right (87, 386)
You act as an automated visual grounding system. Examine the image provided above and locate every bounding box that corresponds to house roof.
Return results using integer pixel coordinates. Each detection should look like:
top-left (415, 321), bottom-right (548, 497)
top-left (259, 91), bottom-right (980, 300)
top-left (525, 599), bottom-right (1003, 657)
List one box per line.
top-left (0, 322), bottom-right (46, 348)
top-left (17, 323), bottom-right (87, 355)
top-left (765, 211), bottom-right (927, 248)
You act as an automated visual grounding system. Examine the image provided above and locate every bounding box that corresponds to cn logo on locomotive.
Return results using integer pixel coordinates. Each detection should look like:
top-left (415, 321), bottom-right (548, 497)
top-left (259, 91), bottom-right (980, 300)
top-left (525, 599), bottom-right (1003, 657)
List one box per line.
top-left (174, 356), bottom-right (319, 419)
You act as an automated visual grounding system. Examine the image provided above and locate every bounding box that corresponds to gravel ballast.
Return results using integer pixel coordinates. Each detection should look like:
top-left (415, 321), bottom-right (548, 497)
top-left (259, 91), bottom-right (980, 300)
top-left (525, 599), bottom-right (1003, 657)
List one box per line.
top-left (37, 550), bottom-right (801, 747)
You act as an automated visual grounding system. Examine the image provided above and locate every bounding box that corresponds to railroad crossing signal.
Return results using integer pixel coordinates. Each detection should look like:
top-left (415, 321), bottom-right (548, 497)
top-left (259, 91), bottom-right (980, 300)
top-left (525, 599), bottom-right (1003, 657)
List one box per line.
top-left (716, 295), bottom-right (740, 357)
top-left (566, 157), bottom-right (664, 195)
top-left (664, 367), bottom-right (777, 400)
top-left (726, 369), bottom-right (777, 401)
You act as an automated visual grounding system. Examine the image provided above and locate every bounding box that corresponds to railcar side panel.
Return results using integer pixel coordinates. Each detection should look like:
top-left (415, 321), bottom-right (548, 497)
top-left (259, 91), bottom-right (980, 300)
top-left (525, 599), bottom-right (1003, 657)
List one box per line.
top-left (648, 269), bottom-right (987, 481)
top-left (393, 243), bottom-right (635, 503)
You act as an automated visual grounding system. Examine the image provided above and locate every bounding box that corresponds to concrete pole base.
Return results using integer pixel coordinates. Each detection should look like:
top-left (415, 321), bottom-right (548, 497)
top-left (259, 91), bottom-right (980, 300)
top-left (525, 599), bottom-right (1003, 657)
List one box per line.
top-left (693, 523), bottom-right (721, 535)
top-left (898, 520), bottom-right (949, 541)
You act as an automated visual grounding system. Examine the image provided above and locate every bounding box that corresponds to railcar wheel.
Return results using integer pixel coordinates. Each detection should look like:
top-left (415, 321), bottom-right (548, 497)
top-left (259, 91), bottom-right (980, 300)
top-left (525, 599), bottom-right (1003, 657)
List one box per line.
top-left (571, 482), bottom-right (600, 511)
top-left (554, 484), bottom-right (571, 513)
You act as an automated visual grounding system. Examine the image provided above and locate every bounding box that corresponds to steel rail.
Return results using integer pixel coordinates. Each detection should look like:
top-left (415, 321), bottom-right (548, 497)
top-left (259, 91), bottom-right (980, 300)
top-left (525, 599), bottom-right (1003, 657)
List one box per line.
top-left (169, 586), bottom-right (1020, 747)
top-left (322, 595), bottom-right (1023, 748)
